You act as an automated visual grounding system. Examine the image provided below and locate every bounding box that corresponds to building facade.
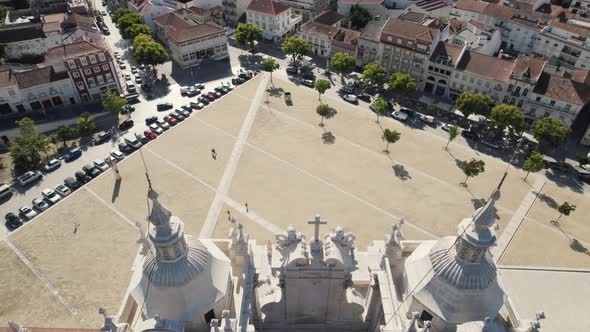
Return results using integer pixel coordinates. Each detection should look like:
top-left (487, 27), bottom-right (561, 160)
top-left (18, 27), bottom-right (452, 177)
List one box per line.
top-left (534, 18), bottom-right (590, 70)
top-left (246, 0), bottom-right (302, 41)
top-left (298, 11), bottom-right (344, 57)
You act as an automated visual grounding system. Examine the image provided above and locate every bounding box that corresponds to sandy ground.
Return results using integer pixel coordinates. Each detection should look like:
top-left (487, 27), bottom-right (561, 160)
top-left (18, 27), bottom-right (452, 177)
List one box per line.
top-left (1, 73), bottom-right (589, 328)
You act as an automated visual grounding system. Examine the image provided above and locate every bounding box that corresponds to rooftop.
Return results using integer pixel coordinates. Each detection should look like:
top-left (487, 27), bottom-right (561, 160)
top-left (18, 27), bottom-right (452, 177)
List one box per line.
top-left (311, 10), bottom-right (345, 26)
top-left (449, 18), bottom-right (469, 35)
top-left (533, 72), bottom-right (590, 105)
top-left (300, 19), bottom-right (340, 38)
top-left (12, 66), bottom-right (69, 89)
top-left (62, 13), bottom-right (99, 33)
top-left (153, 11), bottom-right (225, 43)
top-left (45, 38), bottom-right (107, 60)
top-left (0, 23), bottom-right (46, 43)
top-left (429, 41), bottom-right (465, 67)
top-left (456, 50), bottom-right (516, 83)
top-left (511, 54), bottom-right (545, 81)
top-left (454, 0), bottom-right (489, 14)
top-left (380, 17), bottom-right (442, 44)
top-left (246, 0), bottom-right (290, 15)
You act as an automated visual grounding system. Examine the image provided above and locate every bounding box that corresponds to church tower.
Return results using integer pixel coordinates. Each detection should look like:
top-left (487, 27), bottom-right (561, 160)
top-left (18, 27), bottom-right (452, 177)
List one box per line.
top-left (402, 190), bottom-right (505, 331)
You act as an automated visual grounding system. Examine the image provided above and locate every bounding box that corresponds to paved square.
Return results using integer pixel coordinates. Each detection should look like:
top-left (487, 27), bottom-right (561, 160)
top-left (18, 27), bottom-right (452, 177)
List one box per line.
top-left (1, 73), bottom-right (588, 327)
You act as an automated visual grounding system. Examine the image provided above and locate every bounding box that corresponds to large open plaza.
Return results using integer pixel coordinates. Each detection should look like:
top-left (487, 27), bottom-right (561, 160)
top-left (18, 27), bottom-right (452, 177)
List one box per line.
top-left (1, 74), bottom-right (589, 330)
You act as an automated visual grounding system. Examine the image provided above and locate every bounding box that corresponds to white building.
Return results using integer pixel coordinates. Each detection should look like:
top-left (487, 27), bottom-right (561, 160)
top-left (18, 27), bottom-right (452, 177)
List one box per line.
top-left (279, 0), bottom-right (331, 21)
top-left (448, 19), bottom-right (502, 56)
top-left (534, 17), bottom-right (590, 70)
top-left (154, 9), bottom-right (229, 69)
top-left (298, 11), bottom-right (345, 57)
top-left (569, 0), bottom-right (590, 15)
top-left (246, 0), bottom-right (302, 41)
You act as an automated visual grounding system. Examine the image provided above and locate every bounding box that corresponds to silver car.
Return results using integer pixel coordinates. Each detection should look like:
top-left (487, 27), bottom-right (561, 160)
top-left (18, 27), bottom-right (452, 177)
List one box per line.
top-left (55, 184), bottom-right (72, 197)
top-left (32, 198), bottom-right (50, 211)
top-left (42, 188), bottom-right (61, 204)
top-left (19, 206), bottom-right (37, 220)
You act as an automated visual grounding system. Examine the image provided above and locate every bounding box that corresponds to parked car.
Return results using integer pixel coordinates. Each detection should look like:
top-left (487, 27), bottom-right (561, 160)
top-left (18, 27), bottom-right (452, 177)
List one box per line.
top-left (19, 206), bottom-right (37, 220)
top-left (135, 132), bottom-right (149, 144)
top-left (43, 159), bottom-right (61, 172)
top-left (124, 73), bottom-right (132, 81)
top-left (461, 130), bottom-right (479, 140)
top-left (391, 110), bottom-right (409, 121)
top-left (121, 104), bottom-right (135, 114)
top-left (144, 130), bottom-right (157, 140)
top-left (145, 116), bottom-right (158, 125)
top-left (127, 84), bottom-right (137, 93)
top-left (343, 94), bottom-right (358, 103)
top-left (418, 114), bottom-right (436, 124)
top-left (131, 66), bottom-right (138, 74)
top-left (32, 198), bottom-right (50, 211)
top-left (198, 96), bottom-right (210, 105)
top-left (110, 150), bottom-right (125, 161)
top-left (55, 184), bottom-right (72, 197)
top-left (190, 101), bottom-right (204, 110)
top-left (83, 164), bottom-right (101, 178)
top-left (176, 109), bottom-right (190, 117)
top-left (545, 161), bottom-right (570, 173)
top-left (341, 85), bottom-right (354, 94)
top-left (194, 83), bottom-right (205, 90)
top-left (232, 77), bottom-right (245, 85)
top-left (119, 119), bottom-right (135, 131)
top-left (135, 76), bottom-right (142, 84)
top-left (187, 87), bottom-right (198, 96)
top-left (168, 117), bottom-right (178, 126)
top-left (17, 171), bottom-right (43, 186)
top-left (156, 120), bottom-right (170, 130)
top-left (5, 212), bottom-right (23, 229)
top-left (286, 67), bottom-right (298, 75)
top-left (64, 147), bottom-right (82, 162)
top-left (214, 86), bottom-right (227, 95)
top-left (119, 62), bottom-right (126, 69)
top-left (118, 141), bottom-right (133, 153)
top-left (180, 86), bottom-right (189, 95)
top-left (64, 176), bottom-right (81, 189)
top-left (149, 123), bottom-right (164, 135)
top-left (181, 105), bottom-right (193, 113)
top-left (157, 102), bottom-right (173, 111)
top-left (301, 79), bottom-right (315, 87)
top-left (211, 91), bottom-right (222, 98)
top-left (125, 136), bottom-right (142, 149)
top-left (94, 159), bottom-right (110, 172)
top-left (203, 93), bottom-right (216, 101)
top-left (441, 123), bottom-right (453, 132)
top-left (169, 112), bottom-right (184, 122)
top-left (75, 171), bottom-right (92, 183)
top-left (42, 188), bottom-right (61, 204)
top-left (93, 131), bottom-right (111, 145)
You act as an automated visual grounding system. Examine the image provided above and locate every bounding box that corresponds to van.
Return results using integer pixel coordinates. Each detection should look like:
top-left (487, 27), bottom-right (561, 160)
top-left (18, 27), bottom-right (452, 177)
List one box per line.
top-left (17, 171), bottom-right (43, 186)
top-left (0, 183), bottom-right (12, 199)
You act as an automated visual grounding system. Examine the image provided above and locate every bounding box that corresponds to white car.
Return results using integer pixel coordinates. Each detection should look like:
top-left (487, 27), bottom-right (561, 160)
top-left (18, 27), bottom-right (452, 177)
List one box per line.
top-left (19, 206), bottom-right (37, 220)
top-left (111, 150), bottom-right (124, 161)
top-left (343, 94), bottom-right (358, 103)
top-left (94, 159), bottom-right (110, 172)
top-left (32, 198), bottom-right (50, 211)
top-left (180, 86), bottom-right (189, 95)
top-left (54, 184), bottom-right (72, 197)
top-left (119, 62), bottom-right (127, 69)
top-left (418, 114), bottom-right (435, 124)
top-left (43, 158), bottom-right (61, 172)
top-left (149, 123), bottom-right (164, 134)
top-left (391, 110), bottom-right (408, 121)
top-left (124, 73), bottom-right (133, 81)
top-left (157, 120), bottom-right (170, 130)
top-left (42, 188), bottom-right (61, 204)
top-left (131, 66), bottom-right (138, 74)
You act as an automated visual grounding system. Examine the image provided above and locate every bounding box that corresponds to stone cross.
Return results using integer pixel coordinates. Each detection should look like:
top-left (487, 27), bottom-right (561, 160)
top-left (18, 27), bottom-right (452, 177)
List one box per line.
top-left (308, 214), bottom-right (327, 245)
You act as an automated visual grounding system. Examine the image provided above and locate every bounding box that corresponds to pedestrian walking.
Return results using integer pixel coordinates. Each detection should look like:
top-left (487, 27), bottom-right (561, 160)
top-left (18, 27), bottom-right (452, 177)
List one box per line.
top-left (74, 223), bottom-right (80, 235)
top-left (211, 148), bottom-right (217, 160)
top-left (245, 203), bottom-right (249, 213)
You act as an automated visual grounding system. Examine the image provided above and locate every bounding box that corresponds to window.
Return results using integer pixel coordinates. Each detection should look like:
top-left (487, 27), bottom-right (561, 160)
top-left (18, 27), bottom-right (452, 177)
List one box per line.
top-left (523, 88), bottom-right (529, 96)
top-left (477, 80), bottom-right (482, 86)
top-left (397, 38), bottom-right (402, 44)
top-left (97, 75), bottom-right (104, 84)
top-left (550, 100), bottom-right (556, 106)
top-left (80, 57), bottom-right (88, 66)
top-left (387, 36), bottom-right (392, 42)
top-left (503, 96), bottom-right (509, 103)
top-left (536, 96), bottom-right (541, 102)
top-left (420, 311), bottom-right (434, 322)
top-left (455, 73), bottom-right (459, 78)
top-left (102, 64), bottom-right (109, 71)
top-left (98, 53), bottom-right (106, 62)
top-left (508, 84), bottom-right (513, 92)
top-left (469, 78), bottom-right (474, 83)
top-left (84, 69), bottom-right (91, 75)
top-left (72, 72), bottom-right (80, 78)
top-left (88, 78), bottom-right (96, 87)
top-left (89, 55), bottom-right (96, 64)
top-left (565, 104), bottom-right (571, 111)
top-left (76, 81), bottom-right (85, 90)
top-left (67, 60), bottom-right (76, 69)
top-left (517, 100), bottom-right (523, 107)
top-left (93, 66), bottom-right (100, 73)
top-left (515, 86), bottom-right (521, 94)
top-left (106, 73), bottom-right (113, 82)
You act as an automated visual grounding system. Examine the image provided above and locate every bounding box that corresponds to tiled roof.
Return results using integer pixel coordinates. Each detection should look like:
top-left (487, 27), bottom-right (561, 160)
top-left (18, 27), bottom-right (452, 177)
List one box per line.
top-left (0, 70), bottom-right (17, 87)
top-left (128, 0), bottom-right (147, 10)
top-left (398, 12), bottom-right (428, 23)
top-left (312, 11), bottom-right (345, 26)
top-left (380, 18), bottom-right (440, 44)
top-left (62, 13), bottom-right (99, 33)
top-left (300, 20), bottom-right (339, 38)
top-left (0, 328), bottom-right (99, 332)
top-left (572, 70), bottom-right (590, 85)
top-left (533, 72), bottom-right (590, 105)
top-left (12, 66), bottom-right (69, 89)
top-left (456, 50), bottom-right (516, 83)
top-left (332, 28), bottom-right (360, 50)
top-left (46, 38), bottom-right (107, 60)
top-left (0, 23), bottom-right (45, 43)
top-left (246, 0), bottom-right (290, 15)
top-left (482, 3), bottom-right (514, 20)
top-left (429, 42), bottom-right (464, 67)
top-left (188, 6), bottom-right (211, 16)
top-left (154, 11), bottom-right (225, 43)
top-left (511, 54), bottom-right (545, 81)
top-left (549, 18), bottom-right (590, 38)
top-left (449, 18), bottom-right (468, 34)
top-left (454, 0), bottom-right (489, 13)
top-left (469, 19), bottom-right (497, 32)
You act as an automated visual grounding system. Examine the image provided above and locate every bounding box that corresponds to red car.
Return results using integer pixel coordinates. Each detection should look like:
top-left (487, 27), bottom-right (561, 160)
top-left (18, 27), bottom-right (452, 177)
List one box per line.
top-left (144, 130), bottom-right (157, 140)
top-left (203, 92), bottom-right (216, 101)
top-left (168, 118), bottom-right (178, 125)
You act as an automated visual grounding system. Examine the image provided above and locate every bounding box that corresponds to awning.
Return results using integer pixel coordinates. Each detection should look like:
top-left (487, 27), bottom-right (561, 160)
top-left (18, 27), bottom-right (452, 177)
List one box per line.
top-left (418, 96), bottom-right (434, 105)
top-left (436, 101), bottom-right (453, 112)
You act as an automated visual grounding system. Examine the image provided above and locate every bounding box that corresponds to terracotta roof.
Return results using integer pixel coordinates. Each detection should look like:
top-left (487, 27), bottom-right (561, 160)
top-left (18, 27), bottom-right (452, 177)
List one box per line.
top-left (482, 3), bottom-right (514, 19)
top-left (549, 18), bottom-right (590, 39)
top-left (188, 6), bottom-right (211, 16)
top-left (533, 72), bottom-right (590, 105)
top-left (332, 28), bottom-right (361, 50)
top-left (0, 70), bottom-right (17, 87)
top-left (429, 42), bottom-right (465, 66)
top-left (398, 12), bottom-right (428, 23)
top-left (456, 50), bottom-right (516, 83)
top-left (449, 18), bottom-right (468, 34)
top-left (128, 0), bottom-right (147, 10)
top-left (246, 0), bottom-right (290, 15)
top-left (312, 11), bottom-right (345, 26)
top-left (62, 13), bottom-right (99, 33)
top-left (154, 11), bottom-right (225, 43)
top-left (46, 38), bottom-right (107, 60)
top-left (511, 54), bottom-right (545, 81)
top-left (454, 0), bottom-right (489, 13)
top-left (42, 13), bottom-right (66, 24)
top-left (0, 23), bottom-right (46, 43)
top-left (12, 66), bottom-right (69, 89)
top-left (571, 70), bottom-right (590, 85)
top-left (300, 19), bottom-right (339, 38)
top-left (380, 17), bottom-right (440, 44)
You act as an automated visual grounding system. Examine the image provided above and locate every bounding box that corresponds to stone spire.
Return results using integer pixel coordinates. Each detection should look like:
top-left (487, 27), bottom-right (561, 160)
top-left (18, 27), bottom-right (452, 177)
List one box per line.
top-left (148, 189), bottom-right (173, 231)
top-left (146, 188), bottom-right (188, 262)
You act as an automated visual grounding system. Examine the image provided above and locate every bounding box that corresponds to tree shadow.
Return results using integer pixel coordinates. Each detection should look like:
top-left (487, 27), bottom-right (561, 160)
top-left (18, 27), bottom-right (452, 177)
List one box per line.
top-left (545, 170), bottom-right (585, 194)
top-left (322, 131), bottom-right (335, 144)
top-left (570, 238), bottom-right (590, 255)
top-left (267, 86), bottom-right (284, 98)
top-left (238, 54), bottom-right (263, 70)
top-left (325, 107), bottom-right (338, 119)
top-left (455, 159), bottom-right (467, 172)
top-left (538, 193), bottom-right (558, 210)
top-left (392, 164), bottom-right (412, 181)
top-left (111, 177), bottom-right (122, 203)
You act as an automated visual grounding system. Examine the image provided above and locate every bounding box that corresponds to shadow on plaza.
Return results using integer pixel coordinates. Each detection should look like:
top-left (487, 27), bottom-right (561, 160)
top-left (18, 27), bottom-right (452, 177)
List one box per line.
top-left (545, 169), bottom-right (585, 194)
top-left (169, 59), bottom-right (235, 86)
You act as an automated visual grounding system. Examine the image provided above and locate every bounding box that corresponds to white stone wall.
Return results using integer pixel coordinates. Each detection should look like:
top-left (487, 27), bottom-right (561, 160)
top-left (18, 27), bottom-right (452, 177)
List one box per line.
top-left (523, 92), bottom-right (583, 127)
top-left (569, 0), bottom-right (590, 16)
top-left (171, 33), bottom-right (229, 68)
top-left (298, 31), bottom-right (331, 56)
top-left (0, 77), bottom-right (79, 114)
top-left (534, 28), bottom-right (590, 70)
top-left (63, 29), bottom-right (103, 45)
top-left (247, 9), bottom-right (302, 41)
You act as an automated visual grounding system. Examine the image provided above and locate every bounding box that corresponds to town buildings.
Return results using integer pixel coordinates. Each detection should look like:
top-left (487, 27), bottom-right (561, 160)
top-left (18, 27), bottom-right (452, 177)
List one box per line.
top-left (0, 22), bottom-right (64, 59)
top-left (298, 11), bottom-right (345, 56)
top-left (153, 8), bottom-right (228, 69)
top-left (246, 0), bottom-right (303, 41)
top-left (569, 0), bottom-right (590, 16)
top-left (279, 0), bottom-right (332, 21)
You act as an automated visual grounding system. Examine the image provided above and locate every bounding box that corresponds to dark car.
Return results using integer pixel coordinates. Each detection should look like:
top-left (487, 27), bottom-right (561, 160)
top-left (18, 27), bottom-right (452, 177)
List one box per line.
top-left (195, 84), bottom-right (205, 90)
top-left (358, 93), bottom-right (371, 102)
top-left (214, 86), bottom-right (227, 94)
top-left (198, 96), bottom-right (210, 105)
top-left (75, 171), bottom-right (92, 183)
top-left (64, 177), bottom-right (81, 189)
top-left (145, 116), bottom-right (158, 125)
top-left (64, 147), bottom-right (82, 162)
top-left (118, 141), bottom-right (133, 153)
top-left (119, 119), bottom-right (134, 131)
top-left (181, 105), bottom-right (192, 113)
top-left (461, 130), bottom-right (479, 140)
top-left (301, 72), bottom-right (315, 80)
top-left (203, 93), bottom-right (216, 101)
top-left (83, 164), bottom-right (101, 178)
top-left (120, 104), bottom-right (135, 114)
top-left (5, 212), bottom-right (23, 229)
top-left (93, 131), bottom-right (111, 145)
top-left (176, 109), bottom-right (190, 117)
top-left (545, 161), bottom-right (570, 173)
top-left (232, 77), bottom-right (245, 85)
top-left (286, 67), bottom-right (298, 75)
top-left (157, 102), bottom-right (173, 111)
top-left (135, 133), bottom-right (149, 144)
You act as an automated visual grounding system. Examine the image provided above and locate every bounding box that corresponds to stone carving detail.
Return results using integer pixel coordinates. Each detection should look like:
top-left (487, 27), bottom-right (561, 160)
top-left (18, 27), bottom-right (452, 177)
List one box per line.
top-left (386, 218), bottom-right (405, 255)
top-left (330, 226), bottom-right (356, 248)
top-left (275, 225), bottom-right (304, 249)
top-left (135, 222), bottom-right (151, 256)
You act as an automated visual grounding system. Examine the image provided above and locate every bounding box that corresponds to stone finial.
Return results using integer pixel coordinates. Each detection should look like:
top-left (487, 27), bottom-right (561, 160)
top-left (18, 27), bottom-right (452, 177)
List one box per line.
top-left (99, 308), bottom-right (118, 332)
top-left (210, 319), bottom-right (220, 332)
top-left (386, 218), bottom-right (406, 255)
top-left (421, 321), bottom-right (431, 332)
top-left (135, 222), bottom-right (151, 256)
top-left (222, 310), bottom-right (231, 329)
top-left (473, 190), bottom-right (501, 231)
top-left (406, 312), bottom-right (420, 332)
top-left (483, 317), bottom-right (491, 332)
top-left (275, 225), bottom-right (303, 248)
top-left (147, 189), bottom-right (172, 228)
top-left (330, 226), bottom-right (355, 248)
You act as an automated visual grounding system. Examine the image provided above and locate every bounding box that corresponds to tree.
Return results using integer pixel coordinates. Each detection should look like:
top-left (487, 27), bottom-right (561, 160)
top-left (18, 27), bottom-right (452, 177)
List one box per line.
top-left (56, 125), bottom-right (77, 147)
top-left (361, 62), bottom-right (387, 87)
top-left (316, 104), bottom-right (331, 126)
top-left (373, 97), bottom-right (388, 123)
top-left (10, 118), bottom-right (51, 173)
top-left (556, 202), bottom-right (576, 223)
top-left (260, 57), bottom-right (280, 85)
top-left (382, 128), bottom-right (400, 153)
top-left (388, 72), bottom-right (417, 96)
top-left (112, 8), bottom-right (131, 24)
top-left (123, 23), bottom-right (151, 40)
top-left (77, 112), bottom-right (96, 138)
top-left (133, 33), bottom-right (152, 50)
top-left (531, 117), bottom-right (571, 148)
top-left (348, 4), bottom-right (372, 29)
top-left (134, 38), bottom-right (169, 72)
top-left (102, 91), bottom-right (127, 126)
top-left (235, 23), bottom-right (263, 52)
top-left (489, 104), bottom-right (525, 135)
top-left (330, 52), bottom-right (356, 81)
top-left (314, 79), bottom-right (331, 102)
top-left (117, 13), bottom-right (143, 33)
top-left (445, 125), bottom-right (460, 150)
top-left (454, 92), bottom-right (492, 119)
top-left (281, 36), bottom-right (309, 67)
top-left (462, 158), bottom-right (485, 185)
top-left (523, 150), bottom-right (544, 181)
